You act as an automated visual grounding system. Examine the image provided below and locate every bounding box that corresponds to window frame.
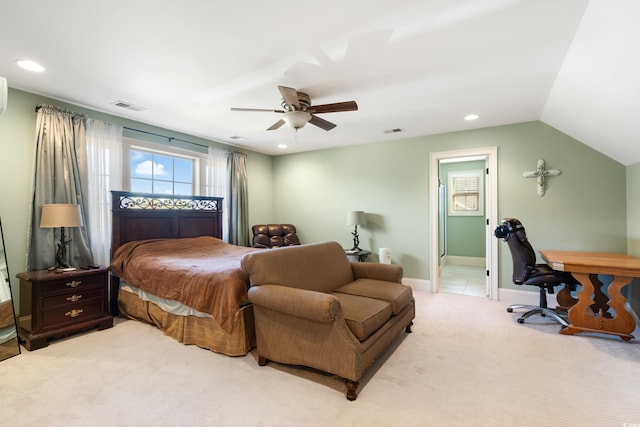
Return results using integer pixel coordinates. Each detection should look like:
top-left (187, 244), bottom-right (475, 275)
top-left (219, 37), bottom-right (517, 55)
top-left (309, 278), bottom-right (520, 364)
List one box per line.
top-left (122, 137), bottom-right (207, 196)
top-left (448, 169), bottom-right (484, 216)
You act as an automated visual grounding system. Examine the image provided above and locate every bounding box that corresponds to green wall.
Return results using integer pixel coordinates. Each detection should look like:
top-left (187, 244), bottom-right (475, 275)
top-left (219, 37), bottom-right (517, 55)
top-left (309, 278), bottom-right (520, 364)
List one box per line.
top-left (439, 160), bottom-right (486, 258)
top-left (626, 162), bottom-right (640, 314)
top-left (273, 121), bottom-right (628, 291)
top-left (0, 88), bottom-right (273, 311)
top-left (2, 87), bottom-right (637, 314)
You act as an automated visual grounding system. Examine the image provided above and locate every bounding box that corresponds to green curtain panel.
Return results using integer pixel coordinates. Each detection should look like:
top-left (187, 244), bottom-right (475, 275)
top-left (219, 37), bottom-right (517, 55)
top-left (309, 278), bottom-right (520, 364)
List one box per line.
top-left (226, 151), bottom-right (249, 246)
top-left (27, 104), bottom-right (93, 270)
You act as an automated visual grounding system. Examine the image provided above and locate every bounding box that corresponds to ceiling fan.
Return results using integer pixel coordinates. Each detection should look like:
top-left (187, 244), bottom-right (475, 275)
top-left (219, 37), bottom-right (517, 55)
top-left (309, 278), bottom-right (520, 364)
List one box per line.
top-left (231, 86), bottom-right (358, 131)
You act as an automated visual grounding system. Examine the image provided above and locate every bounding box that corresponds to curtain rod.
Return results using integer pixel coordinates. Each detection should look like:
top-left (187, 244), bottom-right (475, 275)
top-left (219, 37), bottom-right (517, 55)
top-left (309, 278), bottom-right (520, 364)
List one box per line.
top-left (123, 127), bottom-right (208, 149)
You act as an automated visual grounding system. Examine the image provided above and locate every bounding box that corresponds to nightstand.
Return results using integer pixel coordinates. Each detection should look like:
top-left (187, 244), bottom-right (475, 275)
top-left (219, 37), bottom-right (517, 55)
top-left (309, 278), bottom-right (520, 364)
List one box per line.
top-left (17, 267), bottom-right (113, 350)
top-left (345, 249), bottom-right (371, 262)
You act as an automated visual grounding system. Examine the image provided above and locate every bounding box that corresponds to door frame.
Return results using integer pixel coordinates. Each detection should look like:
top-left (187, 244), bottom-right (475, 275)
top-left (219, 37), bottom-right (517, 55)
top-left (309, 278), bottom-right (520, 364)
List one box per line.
top-left (429, 146), bottom-right (498, 300)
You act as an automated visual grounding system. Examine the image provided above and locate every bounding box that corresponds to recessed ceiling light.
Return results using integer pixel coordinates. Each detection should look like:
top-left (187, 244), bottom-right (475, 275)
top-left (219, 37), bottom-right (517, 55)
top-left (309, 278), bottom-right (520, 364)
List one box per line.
top-left (278, 144), bottom-right (288, 149)
top-left (16, 60), bottom-right (45, 72)
top-left (464, 114), bottom-right (479, 121)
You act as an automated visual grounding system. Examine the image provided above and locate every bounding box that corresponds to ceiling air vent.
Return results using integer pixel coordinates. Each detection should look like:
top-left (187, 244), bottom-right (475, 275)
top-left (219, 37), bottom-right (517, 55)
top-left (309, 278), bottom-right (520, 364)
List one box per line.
top-left (383, 128), bottom-right (404, 134)
top-left (112, 101), bottom-right (146, 112)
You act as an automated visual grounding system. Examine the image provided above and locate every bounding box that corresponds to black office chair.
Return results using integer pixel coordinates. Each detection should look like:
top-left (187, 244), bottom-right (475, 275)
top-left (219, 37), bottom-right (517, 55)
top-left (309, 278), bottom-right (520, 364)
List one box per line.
top-left (494, 218), bottom-right (579, 326)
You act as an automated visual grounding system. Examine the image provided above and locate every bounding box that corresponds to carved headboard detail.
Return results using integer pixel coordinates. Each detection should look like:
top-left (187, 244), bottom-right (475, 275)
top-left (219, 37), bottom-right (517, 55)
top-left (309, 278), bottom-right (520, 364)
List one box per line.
top-left (110, 191), bottom-right (224, 258)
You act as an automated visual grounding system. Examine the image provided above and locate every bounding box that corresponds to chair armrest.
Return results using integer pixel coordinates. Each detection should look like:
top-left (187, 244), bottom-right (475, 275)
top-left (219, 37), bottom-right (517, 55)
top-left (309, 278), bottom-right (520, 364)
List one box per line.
top-left (248, 285), bottom-right (341, 323)
top-left (350, 262), bottom-right (403, 283)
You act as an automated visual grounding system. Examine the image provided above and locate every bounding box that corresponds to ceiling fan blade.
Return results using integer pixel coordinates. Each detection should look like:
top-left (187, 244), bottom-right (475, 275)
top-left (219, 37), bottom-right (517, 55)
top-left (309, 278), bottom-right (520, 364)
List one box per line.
top-left (278, 86), bottom-right (300, 110)
top-left (309, 101), bottom-right (358, 114)
top-left (231, 107), bottom-right (285, 113)
top-left (267, 119), bottom-right (285, 131)
top-left (309, 115), bottom-right (337, 131)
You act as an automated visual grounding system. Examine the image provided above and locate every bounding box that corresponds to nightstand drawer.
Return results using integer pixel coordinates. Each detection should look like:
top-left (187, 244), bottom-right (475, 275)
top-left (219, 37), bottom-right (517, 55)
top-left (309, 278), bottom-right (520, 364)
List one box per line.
top-left (42, 287), bottom-right (104, 309)
top-left (41, 299), bottom-right (105, 330)
top-left (41, 274), bottom-right (105, 294)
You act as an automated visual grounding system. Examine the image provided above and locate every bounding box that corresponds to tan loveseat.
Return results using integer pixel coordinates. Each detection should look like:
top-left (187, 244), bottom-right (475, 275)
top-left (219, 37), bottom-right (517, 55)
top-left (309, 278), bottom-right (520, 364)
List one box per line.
top-left (241, 241), bottom-right (415, 400)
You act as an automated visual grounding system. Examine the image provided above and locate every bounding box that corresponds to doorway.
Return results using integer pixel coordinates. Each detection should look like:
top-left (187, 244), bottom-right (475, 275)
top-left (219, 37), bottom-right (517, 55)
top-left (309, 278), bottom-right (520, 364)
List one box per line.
top-left (429, 147), bottom-right (498, 300)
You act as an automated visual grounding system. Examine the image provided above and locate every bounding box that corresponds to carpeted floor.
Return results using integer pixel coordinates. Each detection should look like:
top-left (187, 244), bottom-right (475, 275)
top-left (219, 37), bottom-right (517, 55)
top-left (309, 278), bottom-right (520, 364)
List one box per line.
top-left (1, 290), bottom-right (639, 427)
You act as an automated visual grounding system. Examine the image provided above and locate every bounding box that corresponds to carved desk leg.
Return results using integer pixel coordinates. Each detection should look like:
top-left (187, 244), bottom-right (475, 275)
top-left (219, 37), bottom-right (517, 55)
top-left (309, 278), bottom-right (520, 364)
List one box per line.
top-left (556, 284), bottom-right (578, 311)
top-left (561, 273), bottom-right (635, 341)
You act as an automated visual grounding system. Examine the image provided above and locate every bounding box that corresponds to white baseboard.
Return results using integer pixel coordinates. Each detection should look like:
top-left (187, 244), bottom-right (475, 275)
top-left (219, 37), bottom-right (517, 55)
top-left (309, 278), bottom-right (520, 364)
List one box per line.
top-left (403, 278), bottom-right (548, 304)
top-left (402, 277), bottom-right (431, 293)
top-left (498, 287), bottom-right (558, 307)
top-left (442, 256), bottom-right (485, 267)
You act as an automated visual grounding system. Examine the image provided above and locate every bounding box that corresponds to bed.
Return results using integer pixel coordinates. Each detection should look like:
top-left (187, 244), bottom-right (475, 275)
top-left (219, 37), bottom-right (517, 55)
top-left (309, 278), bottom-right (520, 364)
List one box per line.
top-left (109, 191), bottom-right (259, 356)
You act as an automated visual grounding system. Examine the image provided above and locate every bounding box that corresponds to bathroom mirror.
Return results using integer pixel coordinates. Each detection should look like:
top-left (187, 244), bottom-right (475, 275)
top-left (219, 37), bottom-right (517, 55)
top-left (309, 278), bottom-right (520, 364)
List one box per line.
top-left (0, 217), bottom-right (20, 361)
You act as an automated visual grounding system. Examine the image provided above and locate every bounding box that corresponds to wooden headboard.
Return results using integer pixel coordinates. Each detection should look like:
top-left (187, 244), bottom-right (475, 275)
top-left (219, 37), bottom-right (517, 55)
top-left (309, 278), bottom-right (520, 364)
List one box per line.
top-left (111, 191), bottom-right (224, 258)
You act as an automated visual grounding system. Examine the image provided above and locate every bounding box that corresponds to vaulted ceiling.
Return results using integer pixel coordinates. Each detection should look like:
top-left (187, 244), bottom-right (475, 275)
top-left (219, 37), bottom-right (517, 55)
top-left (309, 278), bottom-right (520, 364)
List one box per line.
top-left (2, 1), bottom-right (639, 164)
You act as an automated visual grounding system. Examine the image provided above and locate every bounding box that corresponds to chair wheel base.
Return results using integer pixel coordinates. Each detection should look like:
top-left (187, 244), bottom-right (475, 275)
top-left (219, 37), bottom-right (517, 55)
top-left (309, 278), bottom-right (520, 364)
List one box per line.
top-left (507, 307), bottom-right (514, 313)
top-left (517, 318), bottom-right (525, 324)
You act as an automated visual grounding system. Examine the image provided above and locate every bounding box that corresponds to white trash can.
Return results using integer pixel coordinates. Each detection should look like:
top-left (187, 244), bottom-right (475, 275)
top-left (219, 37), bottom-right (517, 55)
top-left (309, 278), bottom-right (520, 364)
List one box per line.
top-left (379, 247), bottom-right (391, 264)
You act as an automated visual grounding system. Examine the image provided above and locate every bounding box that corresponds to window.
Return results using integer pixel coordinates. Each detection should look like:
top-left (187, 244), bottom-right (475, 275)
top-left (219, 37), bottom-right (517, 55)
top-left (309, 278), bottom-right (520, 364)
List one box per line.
top-left (123, 138), bottom-right (207, 196)
top-left (448, 170), bottom-right (484, 216)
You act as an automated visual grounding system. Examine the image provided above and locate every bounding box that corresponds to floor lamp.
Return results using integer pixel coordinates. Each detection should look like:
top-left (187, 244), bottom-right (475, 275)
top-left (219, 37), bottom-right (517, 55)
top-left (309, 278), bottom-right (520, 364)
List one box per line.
top-left (40, 204), bottom-right (83, 270)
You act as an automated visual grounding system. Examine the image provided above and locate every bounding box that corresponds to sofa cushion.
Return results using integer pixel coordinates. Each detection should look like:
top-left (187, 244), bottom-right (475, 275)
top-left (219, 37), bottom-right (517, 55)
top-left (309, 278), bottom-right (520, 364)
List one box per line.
top-left (334, 279), bottom-right (413, 315)
top-left (241, 242), bottom-right (354, 293)
top-left (331, 292), bottom-right (392, 341)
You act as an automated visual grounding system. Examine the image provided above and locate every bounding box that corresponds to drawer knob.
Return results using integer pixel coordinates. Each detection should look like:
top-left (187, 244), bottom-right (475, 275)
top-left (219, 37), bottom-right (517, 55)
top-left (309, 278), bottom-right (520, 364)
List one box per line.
top-left (66, 294), bottom-right (82, 303)
top-left (66, 280), bottom-right (82, 288)
top-left (65, 309), bottom-right (84, 318)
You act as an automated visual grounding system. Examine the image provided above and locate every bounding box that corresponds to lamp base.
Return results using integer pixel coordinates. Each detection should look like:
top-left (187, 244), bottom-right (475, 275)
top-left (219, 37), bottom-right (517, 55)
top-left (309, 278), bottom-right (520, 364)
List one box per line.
top-left (54, 227), bottom-right (73, 269)
top-left (351, 228), bottom-right (362, 252)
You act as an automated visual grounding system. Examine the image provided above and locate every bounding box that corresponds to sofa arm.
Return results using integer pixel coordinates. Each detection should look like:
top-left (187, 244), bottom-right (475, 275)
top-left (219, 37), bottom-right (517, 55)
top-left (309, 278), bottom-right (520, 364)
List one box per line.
top-left (248, 285), bottom-right (341, 323)
top-left (350, 262), bottom-right (403, 283)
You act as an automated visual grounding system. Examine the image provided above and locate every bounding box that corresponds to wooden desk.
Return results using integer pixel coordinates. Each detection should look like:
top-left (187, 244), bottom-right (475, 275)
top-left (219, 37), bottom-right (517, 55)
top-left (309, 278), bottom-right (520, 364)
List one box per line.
top-left (539, 250), bottom-right (637, 341)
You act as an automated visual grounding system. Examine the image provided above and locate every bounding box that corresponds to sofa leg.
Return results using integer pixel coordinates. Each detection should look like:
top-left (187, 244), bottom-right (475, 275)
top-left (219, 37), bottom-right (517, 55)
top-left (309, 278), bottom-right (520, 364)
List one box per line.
top-left (258, 356), bottom-right (269, 366)
top-left (405, 321), bottom-right (413, 333)
top-left (345, 380), bottom-right (359, 401)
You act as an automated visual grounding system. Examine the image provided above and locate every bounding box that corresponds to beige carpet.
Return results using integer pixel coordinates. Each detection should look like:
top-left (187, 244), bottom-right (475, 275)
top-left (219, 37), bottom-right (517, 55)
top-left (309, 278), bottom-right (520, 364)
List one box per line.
top-left (1, 290), bottom-right (639, 427)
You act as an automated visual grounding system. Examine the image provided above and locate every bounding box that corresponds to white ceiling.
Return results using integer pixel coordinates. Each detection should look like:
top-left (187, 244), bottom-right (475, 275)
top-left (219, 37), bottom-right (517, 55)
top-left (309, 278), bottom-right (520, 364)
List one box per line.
top-left (2, 0), bottom-right (639, 164)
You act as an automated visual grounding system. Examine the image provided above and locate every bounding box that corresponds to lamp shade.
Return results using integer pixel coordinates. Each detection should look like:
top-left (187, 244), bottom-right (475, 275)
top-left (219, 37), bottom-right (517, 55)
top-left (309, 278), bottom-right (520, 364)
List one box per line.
top-left (347, 211), bottom-right (366, 226)
top-left (40, 204), bottom-right (83, 228)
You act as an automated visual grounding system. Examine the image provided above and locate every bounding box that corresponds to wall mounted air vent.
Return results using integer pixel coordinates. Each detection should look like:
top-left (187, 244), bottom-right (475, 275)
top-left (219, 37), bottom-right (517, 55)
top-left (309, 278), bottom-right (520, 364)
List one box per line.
top-left (112, 101), bottom-right (146, 112)
top-left (383, 128), bottom-right (404, 134)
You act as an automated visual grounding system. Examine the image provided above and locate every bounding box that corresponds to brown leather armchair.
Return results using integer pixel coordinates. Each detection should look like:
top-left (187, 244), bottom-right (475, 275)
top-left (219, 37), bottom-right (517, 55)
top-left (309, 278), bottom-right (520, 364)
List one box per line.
top-left (251, 224), bottom-right (300, 248)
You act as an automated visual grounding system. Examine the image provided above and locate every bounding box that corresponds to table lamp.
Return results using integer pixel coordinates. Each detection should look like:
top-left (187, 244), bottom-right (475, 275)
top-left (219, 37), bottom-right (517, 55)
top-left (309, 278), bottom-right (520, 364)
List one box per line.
top-left (40, 204), bottom-right (83, 269)
top-left (347, 211), bottom-right (366, 251)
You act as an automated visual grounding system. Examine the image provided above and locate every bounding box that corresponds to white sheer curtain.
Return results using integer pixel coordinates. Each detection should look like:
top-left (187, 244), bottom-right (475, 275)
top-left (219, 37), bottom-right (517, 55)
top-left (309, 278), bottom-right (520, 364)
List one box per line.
top-left (85, 119), bottom-right (123, 266)
top-left (207, 146), bottom-right (229, 241)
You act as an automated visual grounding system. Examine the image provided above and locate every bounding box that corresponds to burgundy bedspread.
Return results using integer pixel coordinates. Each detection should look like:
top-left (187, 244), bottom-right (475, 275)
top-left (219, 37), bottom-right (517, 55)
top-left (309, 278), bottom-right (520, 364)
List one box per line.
top-left (110, 236), bottom-right (259, 334)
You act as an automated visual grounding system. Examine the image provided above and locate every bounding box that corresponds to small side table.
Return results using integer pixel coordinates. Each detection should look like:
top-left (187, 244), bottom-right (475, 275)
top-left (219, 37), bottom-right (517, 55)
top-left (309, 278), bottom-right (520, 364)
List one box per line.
top-left (345, 249), bottom-right (371, 262)
top-left (17, 267), bottom-right (113, 350)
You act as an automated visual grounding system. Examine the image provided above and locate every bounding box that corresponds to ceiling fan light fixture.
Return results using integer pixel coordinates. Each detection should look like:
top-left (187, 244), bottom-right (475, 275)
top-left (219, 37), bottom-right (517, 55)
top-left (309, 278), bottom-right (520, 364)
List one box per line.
top-left (282, 111), bottom-right (311, 129)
